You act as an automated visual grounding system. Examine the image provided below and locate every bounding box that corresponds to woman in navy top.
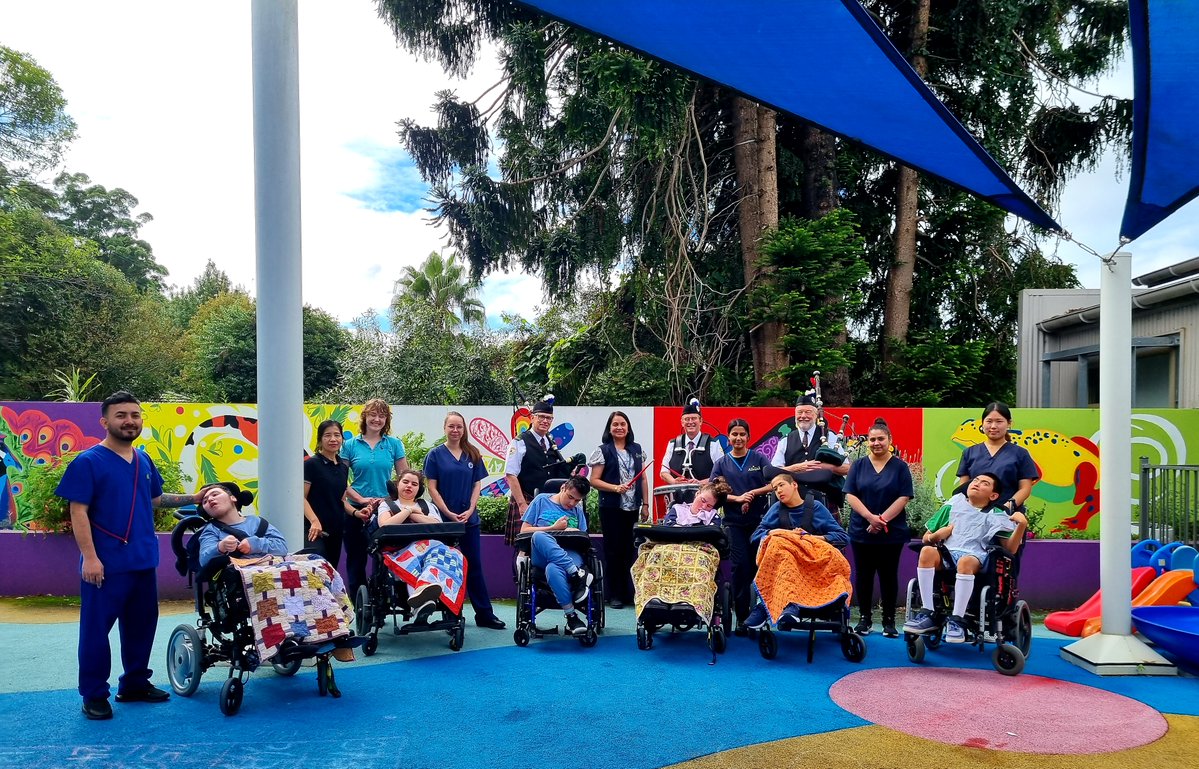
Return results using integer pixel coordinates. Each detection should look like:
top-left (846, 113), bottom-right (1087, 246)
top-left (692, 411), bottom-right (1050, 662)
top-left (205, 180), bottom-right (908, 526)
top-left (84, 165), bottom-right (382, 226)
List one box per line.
top-left (709, 418), bottom-right (772, 634)
top-left (955, 402), bottom-right (1039, 511)
top-left (843, 418), bottom-right (913, 639)
top-left (424, 411), bottom-right (505, 630)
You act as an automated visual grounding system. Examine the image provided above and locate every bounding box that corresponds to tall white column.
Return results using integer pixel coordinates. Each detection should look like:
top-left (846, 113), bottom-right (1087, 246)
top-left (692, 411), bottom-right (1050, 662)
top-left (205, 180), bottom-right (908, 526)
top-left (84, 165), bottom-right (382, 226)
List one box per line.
top-left (251, 0), bottom-right (304, 548)
top-left (1060, 252), bottom-right (1174, 675)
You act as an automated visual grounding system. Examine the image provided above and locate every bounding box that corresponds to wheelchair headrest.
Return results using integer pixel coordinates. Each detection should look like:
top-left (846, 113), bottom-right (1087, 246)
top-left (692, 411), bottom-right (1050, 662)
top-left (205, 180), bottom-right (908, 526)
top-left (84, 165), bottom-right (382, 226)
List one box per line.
top-left (540, 478), bottom-right (567, 494)
top-left (170, 514), bottom-right (213, 577)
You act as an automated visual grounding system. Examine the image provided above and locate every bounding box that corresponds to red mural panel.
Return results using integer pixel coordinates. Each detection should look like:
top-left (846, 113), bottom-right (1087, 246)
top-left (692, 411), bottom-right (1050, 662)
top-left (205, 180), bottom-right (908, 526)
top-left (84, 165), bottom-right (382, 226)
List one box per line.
top-left (650, 406), bottom-right (924, 489)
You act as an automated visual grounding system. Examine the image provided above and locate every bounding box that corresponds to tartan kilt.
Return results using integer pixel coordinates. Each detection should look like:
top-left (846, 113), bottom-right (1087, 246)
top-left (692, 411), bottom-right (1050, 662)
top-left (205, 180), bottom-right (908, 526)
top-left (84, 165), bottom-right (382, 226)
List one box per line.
top-left (504, 496), bottom-right (524, 546)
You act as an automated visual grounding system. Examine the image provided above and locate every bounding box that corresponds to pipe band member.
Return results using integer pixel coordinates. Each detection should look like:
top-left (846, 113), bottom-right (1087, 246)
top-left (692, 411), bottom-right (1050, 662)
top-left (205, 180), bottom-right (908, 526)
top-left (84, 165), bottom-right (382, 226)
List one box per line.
top-left (503, 394), bottom-right (567, 546)
top-left (769, 390), bottom-right (850, 508)
top-left (658, 397), bottom-right (724, 485)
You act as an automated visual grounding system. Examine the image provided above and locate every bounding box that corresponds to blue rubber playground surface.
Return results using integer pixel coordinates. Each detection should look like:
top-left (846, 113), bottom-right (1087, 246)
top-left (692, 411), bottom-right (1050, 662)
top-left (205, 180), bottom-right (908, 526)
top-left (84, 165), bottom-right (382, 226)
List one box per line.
top-left (1, 602), bottom-right (1197, 769)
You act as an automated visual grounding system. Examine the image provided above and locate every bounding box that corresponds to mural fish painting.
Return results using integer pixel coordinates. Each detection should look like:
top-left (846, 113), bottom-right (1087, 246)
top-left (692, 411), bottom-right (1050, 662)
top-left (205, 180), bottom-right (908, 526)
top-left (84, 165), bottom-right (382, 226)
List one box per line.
top-left (177, 413), bottom-right (261, 495)
top-left (951, 419), bottom-right (1101, 531)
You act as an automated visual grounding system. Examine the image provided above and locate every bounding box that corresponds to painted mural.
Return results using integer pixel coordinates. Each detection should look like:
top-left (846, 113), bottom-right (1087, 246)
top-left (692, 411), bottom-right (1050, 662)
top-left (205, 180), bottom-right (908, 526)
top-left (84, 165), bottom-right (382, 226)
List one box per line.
top-left (2, 401), bottom-right (1196, 534)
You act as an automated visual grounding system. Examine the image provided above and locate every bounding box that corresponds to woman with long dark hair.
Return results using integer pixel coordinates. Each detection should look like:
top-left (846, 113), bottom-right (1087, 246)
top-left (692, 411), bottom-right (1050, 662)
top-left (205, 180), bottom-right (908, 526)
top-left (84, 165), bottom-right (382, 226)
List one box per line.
top-left (709, 418), bottom-right (772, 635)
top-left (424, 411), bottom-right (506, 629)
top-left (587, 410), bottom-right (650, 609)
top-left (303, 419), bottom-right (359, 570)
top-left (843, 418), bottom-right (913, 638)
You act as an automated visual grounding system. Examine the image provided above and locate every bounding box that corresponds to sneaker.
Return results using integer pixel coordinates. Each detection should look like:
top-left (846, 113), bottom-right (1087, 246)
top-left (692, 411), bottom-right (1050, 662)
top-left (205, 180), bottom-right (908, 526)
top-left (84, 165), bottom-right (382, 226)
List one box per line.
top-left (408, 583), bottom-right (441, 613)
top-left (113, 685), bottom-right (169, 703)
top-left (945, 616), bottom-right (966, 644)
top-left (881, 621), bottom-right (899, 638)
top-left (82, 698), bottom-right (113, 720)
top-left (570, 569), bottom-right (593, 606)
top-left (564, 611), bottom-right (588, 636)
top-left (744, 602), bottom-right (770, 630)
top-left (902, 609), bottom-right (939, 635)
top-left (853, 618), bottom-right (872, 636)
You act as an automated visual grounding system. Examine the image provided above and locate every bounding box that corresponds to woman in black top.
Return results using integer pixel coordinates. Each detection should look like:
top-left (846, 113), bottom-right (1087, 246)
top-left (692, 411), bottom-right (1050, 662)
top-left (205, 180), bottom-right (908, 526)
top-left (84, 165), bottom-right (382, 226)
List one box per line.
top-left (302, 419), bottom-right (361, 569)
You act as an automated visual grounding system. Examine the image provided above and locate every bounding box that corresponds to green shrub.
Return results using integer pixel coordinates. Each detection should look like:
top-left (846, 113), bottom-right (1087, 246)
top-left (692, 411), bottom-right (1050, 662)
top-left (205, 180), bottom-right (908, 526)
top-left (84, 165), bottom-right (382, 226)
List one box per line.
top-left (401, 431), bottom-right (434, 471)
top-left (474, 487), bottom-right (602, 534)
top-left (904, 462), bottom-right (944, 535)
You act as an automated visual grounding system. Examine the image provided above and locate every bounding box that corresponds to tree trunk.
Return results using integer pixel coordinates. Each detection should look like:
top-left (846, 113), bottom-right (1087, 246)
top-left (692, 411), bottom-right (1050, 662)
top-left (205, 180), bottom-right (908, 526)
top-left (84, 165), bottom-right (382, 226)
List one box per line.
top-left (882, 0), bottom-right (930, 364)
top-left (734, 97), bottom-right (785, 394)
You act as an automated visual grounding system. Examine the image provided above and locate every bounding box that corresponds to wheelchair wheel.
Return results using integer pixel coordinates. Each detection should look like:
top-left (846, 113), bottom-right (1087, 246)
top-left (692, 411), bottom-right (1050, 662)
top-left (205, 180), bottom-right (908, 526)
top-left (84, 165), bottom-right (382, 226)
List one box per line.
top-left (513, 628), bottom-right (530, 647)
top-left (710, 626), bottom-right (727, 655)
top-left (354, 585), bottom-right (372, 636)
top-left (363, 634), bottom-right (379, 656)
top-left (1013, 600), bottom-right (1033, 658)
top-left (579, 628), bottom-right (598, 647)
top-left (636, 625), bottom-right (652, 650)
top-left (992, 643), bottom-right (1026, 676)
top-left (166, 624), bottom-right (204, 697)
top-left (719, 582), bottom-right (733, 632)
top-left (906, 633), bottom-right (926, 664)
top-left (841, 632), bottom-right (867, 663)
top-left (759, 629), bottom-right (778, 660)
top-left (219, 676), bottom-right (243, 716)
top-left (449, 620), bottom-right (465, 652)
top-left (272, 658), bottom-right (301, 677)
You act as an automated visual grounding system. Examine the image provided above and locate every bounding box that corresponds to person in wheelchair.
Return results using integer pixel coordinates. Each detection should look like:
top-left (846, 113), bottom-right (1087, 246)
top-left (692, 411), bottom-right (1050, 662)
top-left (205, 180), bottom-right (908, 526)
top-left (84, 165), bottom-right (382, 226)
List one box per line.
top-left (903, 472), bottom-right (1028, 643)
top-left (663, 480), bottom-right (728, 526)
top-left (196, 483), bottom-right (287, 569)
top-left (374, 469), bottom-right (467, 621)
top-left (520, 476), bottom-right (594, 636)
top-left (744, 472), bottom-right (849, 630)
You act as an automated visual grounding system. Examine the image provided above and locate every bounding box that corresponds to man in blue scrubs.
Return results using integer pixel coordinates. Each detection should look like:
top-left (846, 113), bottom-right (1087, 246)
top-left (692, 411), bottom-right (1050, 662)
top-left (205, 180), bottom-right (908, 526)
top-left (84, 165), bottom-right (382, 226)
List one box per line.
top-left (57, 392), bottom-right (197, 720)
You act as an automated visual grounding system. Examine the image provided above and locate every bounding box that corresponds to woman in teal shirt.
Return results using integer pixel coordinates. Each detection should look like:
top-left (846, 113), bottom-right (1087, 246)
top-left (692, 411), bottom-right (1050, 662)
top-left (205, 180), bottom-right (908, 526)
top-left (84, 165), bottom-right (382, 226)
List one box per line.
top-left (339, 398), bottom-right (409, 597)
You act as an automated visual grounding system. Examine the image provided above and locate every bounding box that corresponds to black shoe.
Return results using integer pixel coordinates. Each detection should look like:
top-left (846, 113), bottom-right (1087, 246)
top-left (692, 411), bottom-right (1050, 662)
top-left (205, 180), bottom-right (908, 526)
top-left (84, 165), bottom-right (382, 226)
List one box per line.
top-left (475, 615), bottom-right (506, 630)
top-left (881, 621), bottom-right (899, 638)
top-left (564, 612), bottom-right (587, 636)
top-left (853, 618), bottom-right (872, 636)
top-left (733, 623), bottom-right (749, 637)
top-left (114, 685), bottom-right (169, 703)
top-left (82, 698), bottom-right (113, 720)
top-left (609, 598), bottom-right (624, 609)
top-left (570, 570), bottom-right (593, 606)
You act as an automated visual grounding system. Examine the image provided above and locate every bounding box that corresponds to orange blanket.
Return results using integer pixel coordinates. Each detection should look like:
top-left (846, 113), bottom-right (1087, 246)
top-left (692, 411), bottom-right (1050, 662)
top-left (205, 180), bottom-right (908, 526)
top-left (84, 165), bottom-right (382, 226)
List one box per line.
top-left (754, 530), bottom-right (852, 621)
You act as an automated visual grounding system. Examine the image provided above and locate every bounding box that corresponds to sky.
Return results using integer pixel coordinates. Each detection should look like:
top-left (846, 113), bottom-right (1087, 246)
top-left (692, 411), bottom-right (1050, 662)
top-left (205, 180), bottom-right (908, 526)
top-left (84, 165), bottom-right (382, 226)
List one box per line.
top-left (3, 1), bottom-right (1196, 326)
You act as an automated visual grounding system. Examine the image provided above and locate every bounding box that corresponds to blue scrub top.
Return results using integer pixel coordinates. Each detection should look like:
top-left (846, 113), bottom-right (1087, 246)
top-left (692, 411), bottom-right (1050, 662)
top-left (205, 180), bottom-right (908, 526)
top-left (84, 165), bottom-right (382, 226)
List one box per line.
top-left (710, 450), bottom-right (771, 526)
top-left (56, 444), bottom-right (164, 574)
top-left (842, 456), bottom-right (914, 543)
top-left (955, 442), bottom-right (1039, 508)
top-left (423, 443), bottom-right (488, 525)
top-left (340, 434), bottom-right (407, 498)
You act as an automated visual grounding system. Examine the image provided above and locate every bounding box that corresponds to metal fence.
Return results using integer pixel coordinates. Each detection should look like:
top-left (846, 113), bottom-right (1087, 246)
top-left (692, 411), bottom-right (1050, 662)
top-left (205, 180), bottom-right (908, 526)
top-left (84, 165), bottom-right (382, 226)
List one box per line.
top-left (1138, 458), bottom-right (1199, 546)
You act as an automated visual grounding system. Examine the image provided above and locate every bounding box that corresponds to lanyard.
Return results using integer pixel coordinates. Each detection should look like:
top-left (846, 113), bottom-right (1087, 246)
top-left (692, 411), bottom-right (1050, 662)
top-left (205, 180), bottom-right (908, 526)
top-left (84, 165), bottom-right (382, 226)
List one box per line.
top-left (91, 451), bottom-right (139, 545)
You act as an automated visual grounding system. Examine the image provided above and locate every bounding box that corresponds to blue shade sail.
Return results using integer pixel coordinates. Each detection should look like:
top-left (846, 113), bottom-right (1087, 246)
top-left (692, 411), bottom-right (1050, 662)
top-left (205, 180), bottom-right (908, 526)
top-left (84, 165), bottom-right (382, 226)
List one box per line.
top-left (1121, 0), bottom-right (1199, 241)
top-left (515, 0), bottom-right (1060, 231)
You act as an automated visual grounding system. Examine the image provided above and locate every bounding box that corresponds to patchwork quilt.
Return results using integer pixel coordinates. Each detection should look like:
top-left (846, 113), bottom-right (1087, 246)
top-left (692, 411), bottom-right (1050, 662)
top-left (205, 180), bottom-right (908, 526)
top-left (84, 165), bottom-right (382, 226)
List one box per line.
top-left (631, 541), bottom-right (720, 620)
top-left (231, 553), bottom-right (356, 663)
top-left (382, 540), bottom-right (468, 614)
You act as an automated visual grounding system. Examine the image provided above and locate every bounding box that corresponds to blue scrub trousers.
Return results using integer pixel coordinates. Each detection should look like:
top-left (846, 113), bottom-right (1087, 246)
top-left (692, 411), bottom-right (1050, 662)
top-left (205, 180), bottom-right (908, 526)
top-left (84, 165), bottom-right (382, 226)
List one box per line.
top-left (78, 568), bottom-right (159, 700)
top-left (530, 531), bottom-right (583, 608)
top-left (460, 523), bottom-right (498, 620)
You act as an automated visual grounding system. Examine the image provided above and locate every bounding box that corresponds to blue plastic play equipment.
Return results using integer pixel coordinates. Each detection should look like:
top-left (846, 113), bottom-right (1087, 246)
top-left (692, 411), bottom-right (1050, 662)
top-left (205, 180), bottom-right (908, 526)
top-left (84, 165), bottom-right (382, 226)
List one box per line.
top-left (1170, 545), bottom-right (1198, 572)
top-left (1132, 603), bottom-right (1199, 670)
top-left (1131, 539), bottom-right (1162, 570)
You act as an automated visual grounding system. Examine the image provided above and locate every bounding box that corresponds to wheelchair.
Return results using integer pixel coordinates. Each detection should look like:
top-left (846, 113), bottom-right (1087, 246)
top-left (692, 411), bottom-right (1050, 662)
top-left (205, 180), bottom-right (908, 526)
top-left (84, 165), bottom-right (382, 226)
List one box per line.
top-left (632, 523), bottom-right (732, 656)
top-left (902, 536), bottom-right (1033, 676)
top-left (355, 521), bottom-right (468, 655)
top-left (512, 528), bottom-right (605, 647)
top-left (166, 513), bottom-right (352, 715)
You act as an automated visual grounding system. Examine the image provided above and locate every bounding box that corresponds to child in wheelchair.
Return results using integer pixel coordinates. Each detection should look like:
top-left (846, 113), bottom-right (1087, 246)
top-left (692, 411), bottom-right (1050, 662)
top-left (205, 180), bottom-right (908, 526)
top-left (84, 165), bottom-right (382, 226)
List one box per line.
top-left (518, 476), bottom-right (595, 637)
top-left (903, 472), bottom-right (1028, 646)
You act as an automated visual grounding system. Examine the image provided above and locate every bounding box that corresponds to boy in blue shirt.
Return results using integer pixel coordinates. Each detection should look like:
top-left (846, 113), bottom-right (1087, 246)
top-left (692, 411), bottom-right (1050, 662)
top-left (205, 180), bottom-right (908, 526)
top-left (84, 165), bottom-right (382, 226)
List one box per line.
top-left (520, 477), bottom-right (593, 636)
top-left (903, 472), bottom-right (1028, 643)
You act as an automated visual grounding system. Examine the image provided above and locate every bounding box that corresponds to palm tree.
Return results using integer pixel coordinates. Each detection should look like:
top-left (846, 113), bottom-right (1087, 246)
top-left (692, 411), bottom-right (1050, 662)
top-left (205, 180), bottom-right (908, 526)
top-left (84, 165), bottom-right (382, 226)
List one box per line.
top-left (392, 251), bottom-right (486, 330)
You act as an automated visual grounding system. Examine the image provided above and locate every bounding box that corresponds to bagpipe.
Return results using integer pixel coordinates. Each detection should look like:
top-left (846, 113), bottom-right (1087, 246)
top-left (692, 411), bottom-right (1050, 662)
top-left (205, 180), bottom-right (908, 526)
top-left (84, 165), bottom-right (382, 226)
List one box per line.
top-left (809, 371), bottom-right (848, 469)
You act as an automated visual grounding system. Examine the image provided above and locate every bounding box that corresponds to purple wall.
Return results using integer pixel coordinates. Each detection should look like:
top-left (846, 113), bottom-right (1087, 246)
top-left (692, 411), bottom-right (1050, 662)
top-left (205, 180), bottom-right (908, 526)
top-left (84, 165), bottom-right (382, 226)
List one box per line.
top-left (0, 532), bottom-right (1101, 610)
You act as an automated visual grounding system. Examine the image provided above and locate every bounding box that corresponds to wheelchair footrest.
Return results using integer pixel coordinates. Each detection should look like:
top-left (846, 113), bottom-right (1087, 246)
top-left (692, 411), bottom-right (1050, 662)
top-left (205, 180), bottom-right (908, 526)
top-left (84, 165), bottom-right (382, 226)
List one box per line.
top-left (529, 623), bottom-right (560, 637)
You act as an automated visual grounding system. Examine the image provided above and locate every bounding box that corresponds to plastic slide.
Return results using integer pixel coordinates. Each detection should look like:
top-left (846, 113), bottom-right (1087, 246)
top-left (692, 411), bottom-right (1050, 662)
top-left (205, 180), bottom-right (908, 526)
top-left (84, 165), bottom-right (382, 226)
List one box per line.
top-left (1045, 567), bottom-right (1158, 636)
top-left (1131, 606), bottom-right (1199, 669)
top-left (1081, 569), bottom-right (1198, 637)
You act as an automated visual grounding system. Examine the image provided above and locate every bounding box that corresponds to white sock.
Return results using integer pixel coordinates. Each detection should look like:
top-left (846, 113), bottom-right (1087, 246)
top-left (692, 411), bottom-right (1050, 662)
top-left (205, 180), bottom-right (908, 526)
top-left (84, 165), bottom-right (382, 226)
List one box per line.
top-left (953, 574), bottom-right (975, 618)
top-left (917, 567), bottom-right (935, 610)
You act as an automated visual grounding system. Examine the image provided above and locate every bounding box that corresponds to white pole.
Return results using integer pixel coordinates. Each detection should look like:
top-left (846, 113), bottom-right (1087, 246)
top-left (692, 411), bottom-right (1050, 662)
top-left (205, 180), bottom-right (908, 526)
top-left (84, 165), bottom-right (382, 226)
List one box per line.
top-left (251, 0), bottom-right (304, 549)
top-left (1060, 251), bottom-right (1174, 675)
top-left (1098, 252), bottom-right (1133, 635)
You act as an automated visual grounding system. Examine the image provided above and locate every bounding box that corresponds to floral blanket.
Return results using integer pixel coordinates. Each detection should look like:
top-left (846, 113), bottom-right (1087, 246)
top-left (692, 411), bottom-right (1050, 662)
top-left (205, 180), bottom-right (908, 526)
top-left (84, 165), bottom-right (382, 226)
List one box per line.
top-left (753, 530), bottom-right (852, 622)
top-left (231, 553), bottom-right (356, 663)
top-left (631, 541), bottom-right (720, 620)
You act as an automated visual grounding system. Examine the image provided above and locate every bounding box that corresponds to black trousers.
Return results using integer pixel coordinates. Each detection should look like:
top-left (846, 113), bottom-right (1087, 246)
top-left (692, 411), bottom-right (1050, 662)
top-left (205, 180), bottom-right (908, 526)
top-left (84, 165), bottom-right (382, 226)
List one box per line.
top-left (343, 516), bottom-right (369, 598)
top-left (599, 505), bottom-right (637, 603)
top-left (305, 521), bottom-right (344, 572)
top-left (850, 540), bottom-right (904, 622)
top-left (724, 523), bottom-right (760, 625)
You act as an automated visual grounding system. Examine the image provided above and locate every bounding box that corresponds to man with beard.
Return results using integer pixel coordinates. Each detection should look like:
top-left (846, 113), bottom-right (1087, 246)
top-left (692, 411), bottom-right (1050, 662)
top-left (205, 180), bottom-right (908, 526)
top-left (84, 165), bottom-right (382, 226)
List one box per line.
top-left (770, 391), bottom-right (850, 508)
top-left (56, 391), bottom-right (198, 720)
